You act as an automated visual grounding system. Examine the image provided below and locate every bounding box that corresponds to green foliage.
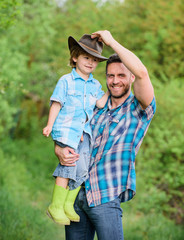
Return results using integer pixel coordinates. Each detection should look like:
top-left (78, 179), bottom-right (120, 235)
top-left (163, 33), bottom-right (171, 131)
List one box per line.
top-left (0, 138), bottom-right (66, 240)
top-left (0, 95), bottom-right (16, 137)
top-left (136, 79), bottom-right (184, 223)
top-left (117, 0), bottom-right (184, 80)
top-left (0, 0), bottom-right (57, 139)
top-left (0, 0), bottom-right (22, 31)
top-left (123, 210), bottom-right (184, 240)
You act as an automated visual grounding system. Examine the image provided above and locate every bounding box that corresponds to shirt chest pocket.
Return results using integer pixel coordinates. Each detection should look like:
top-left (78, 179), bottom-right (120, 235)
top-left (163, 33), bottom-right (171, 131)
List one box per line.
top-left (110, 124), bottom-right (127, 137)
top-left (108, 121), bottom-right (128, 150)
top-left (67, 90), bottom-right (83, 108)
top-left (88, 91), bottom-right (98, 107)
top-left (110, 117), bottom-right (127, 137)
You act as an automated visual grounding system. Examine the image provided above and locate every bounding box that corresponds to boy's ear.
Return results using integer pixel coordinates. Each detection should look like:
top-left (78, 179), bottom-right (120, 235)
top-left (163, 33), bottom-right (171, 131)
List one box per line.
top-left (72, 57), bottom-right (77, 63)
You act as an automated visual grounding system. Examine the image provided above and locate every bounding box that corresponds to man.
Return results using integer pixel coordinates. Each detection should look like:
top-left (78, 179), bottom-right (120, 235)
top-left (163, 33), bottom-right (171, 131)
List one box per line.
top-left (54, 30), bottom-right (156, 240)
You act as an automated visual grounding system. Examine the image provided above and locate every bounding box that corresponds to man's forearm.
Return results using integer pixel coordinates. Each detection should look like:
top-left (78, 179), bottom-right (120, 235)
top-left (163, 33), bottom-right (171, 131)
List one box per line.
top-left (92, 30), bottom-right (154, 109)
top-left (92, 30), bottom-right (147, 80)
top-left (110, 39), bottom-right (155, 108)
top-left (108, 39), bottom-right (148, 80)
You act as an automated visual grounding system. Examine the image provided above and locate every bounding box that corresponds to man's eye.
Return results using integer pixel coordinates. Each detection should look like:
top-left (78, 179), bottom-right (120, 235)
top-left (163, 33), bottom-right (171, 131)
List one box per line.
top-left (107, 74), bottom-right (114, 78)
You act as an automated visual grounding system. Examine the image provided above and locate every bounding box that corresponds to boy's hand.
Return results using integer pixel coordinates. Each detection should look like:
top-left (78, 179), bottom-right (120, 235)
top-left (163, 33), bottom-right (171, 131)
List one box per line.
top-left (91, 30), bottom-right (114, 46)
top-left (43, 126), bottom-right (52, 137)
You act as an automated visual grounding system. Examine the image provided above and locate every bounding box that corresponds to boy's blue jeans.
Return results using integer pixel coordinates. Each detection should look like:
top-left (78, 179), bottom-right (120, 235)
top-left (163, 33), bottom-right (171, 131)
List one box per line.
top-left (53, 132), bottom-right (90, 190)
top-left (65, 186), bottom-right (124, 240)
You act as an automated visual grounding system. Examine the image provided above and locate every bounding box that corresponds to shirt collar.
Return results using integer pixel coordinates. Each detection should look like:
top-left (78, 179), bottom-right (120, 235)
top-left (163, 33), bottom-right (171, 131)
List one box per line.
top-left (71, 68), bottom-right (94, 82)
top-left (107, 92), bottom-right (134, 111)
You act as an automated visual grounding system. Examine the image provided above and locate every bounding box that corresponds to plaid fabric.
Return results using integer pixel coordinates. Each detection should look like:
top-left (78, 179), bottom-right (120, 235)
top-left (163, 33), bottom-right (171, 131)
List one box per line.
top-left (85, 93), bottom-right (156, 207)
top-left (50, 68), bottom-right (104, 149)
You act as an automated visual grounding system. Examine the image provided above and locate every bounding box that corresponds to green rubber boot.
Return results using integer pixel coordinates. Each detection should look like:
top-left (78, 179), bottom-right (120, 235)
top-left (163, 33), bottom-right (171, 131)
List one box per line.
top-left (47, 184), bottom-right (70, 225)
top-left (64, 186), bottom-right (81, 222)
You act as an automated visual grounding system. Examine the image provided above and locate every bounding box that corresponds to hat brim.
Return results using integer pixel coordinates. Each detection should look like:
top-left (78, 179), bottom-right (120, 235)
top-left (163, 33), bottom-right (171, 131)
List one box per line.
top-left (68, 36), bottom-right (108, 62)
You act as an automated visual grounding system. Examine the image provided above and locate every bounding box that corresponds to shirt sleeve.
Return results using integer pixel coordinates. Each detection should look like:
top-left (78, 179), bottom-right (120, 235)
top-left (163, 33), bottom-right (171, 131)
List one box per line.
top-left (133, 96), bottom-right (156, 154)
top-left (50, 77), bottom-right (68, 106)
top-left (144, 97), bottom-right (156, 120)
top-left (134, 96), bottom-right (156, 122)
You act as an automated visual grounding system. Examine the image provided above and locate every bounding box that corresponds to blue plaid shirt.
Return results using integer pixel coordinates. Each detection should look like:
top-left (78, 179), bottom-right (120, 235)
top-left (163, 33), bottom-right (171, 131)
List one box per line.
top-left (50, 68), bottom-right (104, 149)
top-left (85, 93), bottom-right (156, 207)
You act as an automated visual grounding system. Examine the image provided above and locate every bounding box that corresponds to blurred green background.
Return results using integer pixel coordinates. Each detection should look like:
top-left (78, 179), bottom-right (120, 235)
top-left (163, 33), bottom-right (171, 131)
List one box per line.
top-left (0, 0), bottom-right (184, 239)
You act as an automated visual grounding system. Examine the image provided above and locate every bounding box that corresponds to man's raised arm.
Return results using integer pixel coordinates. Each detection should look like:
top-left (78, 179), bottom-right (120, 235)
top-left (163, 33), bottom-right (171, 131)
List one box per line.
top-left (91, 30), bottom-right (154, 109)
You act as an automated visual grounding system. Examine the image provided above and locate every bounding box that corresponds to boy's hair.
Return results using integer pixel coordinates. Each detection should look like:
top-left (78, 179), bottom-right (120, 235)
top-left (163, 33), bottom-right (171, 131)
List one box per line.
top-left (106, 53), bottom-right (122, 74)
top-left (69, 45), bottom-right (95, 68)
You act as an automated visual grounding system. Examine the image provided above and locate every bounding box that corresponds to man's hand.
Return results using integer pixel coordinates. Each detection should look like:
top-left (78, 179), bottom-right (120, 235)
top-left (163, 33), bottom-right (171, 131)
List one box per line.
top-left (91, 30), bottom-right (115, 47)
top-left (55, 144), bottom-right (79, 166)
top-left (92, 30), bottom-right (154, 109)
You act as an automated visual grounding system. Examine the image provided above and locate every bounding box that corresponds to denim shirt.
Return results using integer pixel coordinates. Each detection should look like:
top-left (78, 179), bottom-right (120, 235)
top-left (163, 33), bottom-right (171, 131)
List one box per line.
top-left (50, 68), bottom-right (104, 149)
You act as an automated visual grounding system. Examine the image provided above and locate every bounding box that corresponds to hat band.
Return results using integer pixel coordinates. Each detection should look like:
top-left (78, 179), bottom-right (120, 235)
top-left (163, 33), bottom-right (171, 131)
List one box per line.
top-left (79, 42), bottom-right (101, 56)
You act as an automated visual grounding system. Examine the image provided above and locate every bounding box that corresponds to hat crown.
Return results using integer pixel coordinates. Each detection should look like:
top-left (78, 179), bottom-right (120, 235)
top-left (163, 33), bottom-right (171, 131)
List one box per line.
top-left (68, 34), bottom-right (107, 61)
top-left (79, 34), bottom-right (103, 55)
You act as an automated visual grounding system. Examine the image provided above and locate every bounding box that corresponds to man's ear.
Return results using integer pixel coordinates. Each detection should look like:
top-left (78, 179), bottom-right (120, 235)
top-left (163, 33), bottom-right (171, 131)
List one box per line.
top-left (131, 74), bottom-right (135, 83)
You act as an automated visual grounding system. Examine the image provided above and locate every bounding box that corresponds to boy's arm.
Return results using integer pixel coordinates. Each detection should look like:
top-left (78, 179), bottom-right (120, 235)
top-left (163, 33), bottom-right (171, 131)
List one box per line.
top-left (96, 91), bottom-right (109, 108)
top-left (43, 101), bottom-right (61, 137)
top-left (91, 30), bottom-right (154, 109)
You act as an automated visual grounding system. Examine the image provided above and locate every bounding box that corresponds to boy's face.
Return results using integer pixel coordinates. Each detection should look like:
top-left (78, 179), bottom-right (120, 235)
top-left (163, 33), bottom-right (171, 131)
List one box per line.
top-left (73, 54), bottom-right (99, 79)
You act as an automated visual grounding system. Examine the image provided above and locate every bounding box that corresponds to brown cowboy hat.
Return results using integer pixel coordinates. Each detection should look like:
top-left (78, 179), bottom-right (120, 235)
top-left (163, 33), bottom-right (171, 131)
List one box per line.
top-left (68, 34), bottom-right (108, 62)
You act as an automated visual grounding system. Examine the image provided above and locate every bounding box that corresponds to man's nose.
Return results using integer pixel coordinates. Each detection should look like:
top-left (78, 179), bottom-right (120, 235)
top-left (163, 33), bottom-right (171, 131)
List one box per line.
top-left (112, 76), bottom-right (119, 84)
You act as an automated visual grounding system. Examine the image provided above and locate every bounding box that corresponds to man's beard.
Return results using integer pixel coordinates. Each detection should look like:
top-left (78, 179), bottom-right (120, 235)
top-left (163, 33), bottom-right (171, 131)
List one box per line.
top-left (107, 83), bottom-right (130, 99)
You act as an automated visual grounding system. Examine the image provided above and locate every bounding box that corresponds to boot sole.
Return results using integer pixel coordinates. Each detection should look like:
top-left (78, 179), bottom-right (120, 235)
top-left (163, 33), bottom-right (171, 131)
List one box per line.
top-left (70, 219), bottom-right (80, 222)
top-left (46, 210), bottom-right (70, 225)
top-left (67, 216), bottom-right (80, 222)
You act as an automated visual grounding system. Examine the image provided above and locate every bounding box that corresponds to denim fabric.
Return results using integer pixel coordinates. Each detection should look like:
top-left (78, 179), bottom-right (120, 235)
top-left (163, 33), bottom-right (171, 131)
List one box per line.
top-left (65, 187), bottom-right (124, 240)
top-left (53, 133), bottom-right (90, 190)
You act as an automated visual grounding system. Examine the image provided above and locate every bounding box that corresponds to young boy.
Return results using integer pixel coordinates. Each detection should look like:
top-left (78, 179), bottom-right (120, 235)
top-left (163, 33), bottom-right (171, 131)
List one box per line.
top-left (43, 34), bottom-right (108, 225)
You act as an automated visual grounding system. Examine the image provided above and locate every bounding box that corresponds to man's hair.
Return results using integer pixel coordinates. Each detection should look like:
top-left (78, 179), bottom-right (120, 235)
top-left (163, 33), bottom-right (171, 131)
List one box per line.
top-left (69, 45), bottom-right (94, 68)
top-left (106, 53), bottom-right (122, 74)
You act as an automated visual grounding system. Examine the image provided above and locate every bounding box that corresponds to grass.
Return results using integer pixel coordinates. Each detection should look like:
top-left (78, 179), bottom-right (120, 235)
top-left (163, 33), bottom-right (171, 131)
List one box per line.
top-left (0, 136), bottom-right (66, 240)
top-left (123, 207), bottom-right (183, 240)
top-left (0, 134), bottom-right (183, 240)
